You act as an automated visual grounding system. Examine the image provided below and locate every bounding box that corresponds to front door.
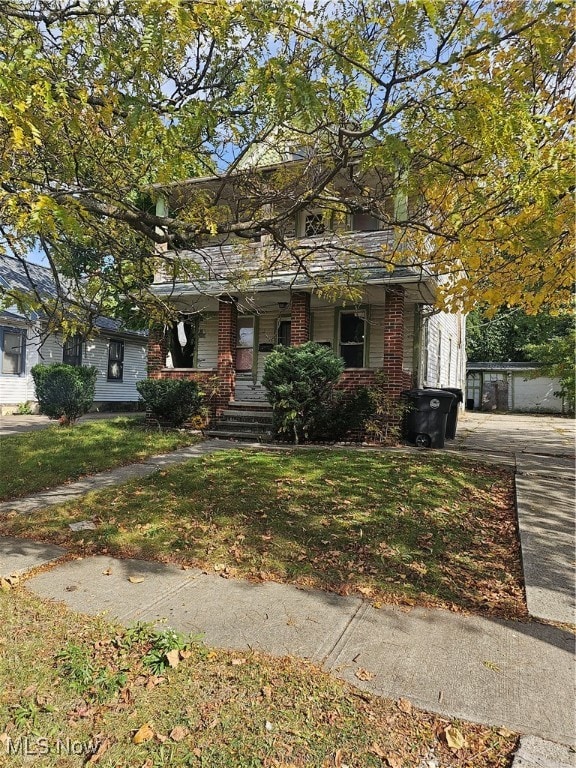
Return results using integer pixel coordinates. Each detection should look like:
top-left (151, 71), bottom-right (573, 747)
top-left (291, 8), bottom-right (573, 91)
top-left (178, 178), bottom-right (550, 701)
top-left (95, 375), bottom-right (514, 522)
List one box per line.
top-left (236, 316), bottom-right (254, 372)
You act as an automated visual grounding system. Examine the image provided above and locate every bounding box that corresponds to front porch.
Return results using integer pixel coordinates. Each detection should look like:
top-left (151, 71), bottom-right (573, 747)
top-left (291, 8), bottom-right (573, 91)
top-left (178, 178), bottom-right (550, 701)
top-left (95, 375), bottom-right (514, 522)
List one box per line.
top-left (147, 286), bottom-right (416, 421)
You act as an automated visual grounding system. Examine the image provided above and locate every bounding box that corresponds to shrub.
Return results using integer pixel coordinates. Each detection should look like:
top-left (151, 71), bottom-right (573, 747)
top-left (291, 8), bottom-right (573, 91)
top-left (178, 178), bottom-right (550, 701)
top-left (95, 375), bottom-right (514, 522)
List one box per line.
top-left (31, 363), bottom-right (97, 425)
top-left (262, 342), bottom-right (344, 443)
top-left (136, 378), bottom-right (203, 427)
top-left (309, 388), bottom-right (374, 442)
top-left (363, 371), bottom-right (408, 444)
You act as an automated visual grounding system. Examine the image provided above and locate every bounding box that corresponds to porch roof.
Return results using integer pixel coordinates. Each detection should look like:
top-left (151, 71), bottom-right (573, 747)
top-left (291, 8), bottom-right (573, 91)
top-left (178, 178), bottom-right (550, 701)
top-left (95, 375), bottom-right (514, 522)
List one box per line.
top-left (152, 230), bottom-right (437, 302)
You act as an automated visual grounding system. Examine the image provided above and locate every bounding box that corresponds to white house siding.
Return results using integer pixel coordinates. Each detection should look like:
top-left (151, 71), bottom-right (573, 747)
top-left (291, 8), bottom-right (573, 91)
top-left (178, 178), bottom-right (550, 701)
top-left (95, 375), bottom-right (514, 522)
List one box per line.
top-left (1, 328), bottom-right (147, 412)
top-left (0, 322), bottom-right (34, 407)
top-left (423, 312), bottom-right (465, 390)
top-left (311, 306), bottom-right (333, 346)
top-left (402, 303), bottom-right (416, 375)
top-left (196, 313), bottom-right (218, 370)
top-left (367, 304), bottom-right (386, 368)
top-left (84, 337), bottom-right (147, 402)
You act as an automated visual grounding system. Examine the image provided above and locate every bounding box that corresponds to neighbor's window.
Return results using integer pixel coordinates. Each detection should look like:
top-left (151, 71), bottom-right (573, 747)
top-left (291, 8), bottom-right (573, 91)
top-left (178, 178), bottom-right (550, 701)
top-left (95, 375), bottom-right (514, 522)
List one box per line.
top-left (107, 339), bottom-right (124, 381)
top-left (0, 326), bottom-right (25, 375)
top-left (301, 211), bottom-right (326, 237)
top-left (339, 311), bottom-right (365, 368)
top-left (62, 334), bottom-right (83, 366)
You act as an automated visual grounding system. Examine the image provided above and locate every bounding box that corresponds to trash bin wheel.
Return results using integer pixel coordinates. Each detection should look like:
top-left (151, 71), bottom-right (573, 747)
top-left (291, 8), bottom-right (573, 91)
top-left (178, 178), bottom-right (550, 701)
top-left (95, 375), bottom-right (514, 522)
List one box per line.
top-left (415, 433), bottom-right (431, 448)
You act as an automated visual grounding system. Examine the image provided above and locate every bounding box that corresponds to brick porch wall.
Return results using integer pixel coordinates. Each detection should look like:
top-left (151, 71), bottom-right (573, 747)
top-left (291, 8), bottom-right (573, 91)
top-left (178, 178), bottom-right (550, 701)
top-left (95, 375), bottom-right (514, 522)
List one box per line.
top-left (381, 286), bottom-right (406, 399)
top-left (147, 326), bottom-right (168, 378)
top-left (216, 297), bottom-right (238, 413)
top-left (290, 292), bottom-right (311, 345)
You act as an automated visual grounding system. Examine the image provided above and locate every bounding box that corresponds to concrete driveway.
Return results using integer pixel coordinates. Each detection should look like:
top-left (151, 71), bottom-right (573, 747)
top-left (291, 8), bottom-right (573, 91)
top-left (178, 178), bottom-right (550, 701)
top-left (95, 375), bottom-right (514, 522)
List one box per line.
top-left (0, 411), bottom-right (144, 436)
top-left (452, 411), bottom-right (575, 458)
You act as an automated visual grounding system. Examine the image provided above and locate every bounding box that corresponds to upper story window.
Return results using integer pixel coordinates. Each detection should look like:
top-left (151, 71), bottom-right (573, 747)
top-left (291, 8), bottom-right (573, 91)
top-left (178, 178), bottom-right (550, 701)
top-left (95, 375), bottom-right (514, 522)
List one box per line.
top-left (0, 326), bottom-right (25, 375)
top-left (339, 311), bottom-right (366, 368)
top-left (295, 209), bottom-right (329, 238)
top-left (107, 340), bottom-right (124, 381)
top-left (304, 212), bottom-right (325, 237)
top-left (349, 212), bottom-right (380, 232)
top-left (63, 334), bottom-right (83, 366)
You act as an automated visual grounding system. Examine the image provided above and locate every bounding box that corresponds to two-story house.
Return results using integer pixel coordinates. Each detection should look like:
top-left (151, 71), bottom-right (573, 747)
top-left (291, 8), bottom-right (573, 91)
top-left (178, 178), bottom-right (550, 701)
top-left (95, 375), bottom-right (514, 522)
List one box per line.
top-left (146, 152), bottom-right (466, 437)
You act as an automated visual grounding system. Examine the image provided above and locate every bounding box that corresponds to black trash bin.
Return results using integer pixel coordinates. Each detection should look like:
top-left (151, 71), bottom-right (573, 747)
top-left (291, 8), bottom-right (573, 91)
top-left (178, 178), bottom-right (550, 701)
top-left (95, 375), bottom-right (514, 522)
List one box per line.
top-left (401, 389), bottom-right (456, 448)
top-left (441, 387), bottom-right (463, 439)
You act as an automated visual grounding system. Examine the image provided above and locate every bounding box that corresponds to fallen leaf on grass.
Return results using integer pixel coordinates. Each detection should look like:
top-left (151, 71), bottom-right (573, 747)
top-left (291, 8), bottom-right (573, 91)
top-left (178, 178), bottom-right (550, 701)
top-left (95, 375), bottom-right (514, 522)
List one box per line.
top-left (368, 742), bottom-right (387, 757)
top-left (86, 738), bottom-right (111, 764)
top-left (355, 667), bottom-right (374, 681)
top-left (165, 649), bottom-right (180, 668)
top-left (132, 723), bottom-right (154, 744)
top-left (169, 726), bottom-right (189, 742)
top-left (145, 675), bottom-right (165, 690)
top-left (497, 727), bottom-right (515, 738)
top-left (128, 577), bottom-right (144, 584)
top-left (444, 725), bottom-right (466, 751)
top-left (397, 697), bottom-right (412, 714)
top-left (231, 657), bottom-right (247, 666)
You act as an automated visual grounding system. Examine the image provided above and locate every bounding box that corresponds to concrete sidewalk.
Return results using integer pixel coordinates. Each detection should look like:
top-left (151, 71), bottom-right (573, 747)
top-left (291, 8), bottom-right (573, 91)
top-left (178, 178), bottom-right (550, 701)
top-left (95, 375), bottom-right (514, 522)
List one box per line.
top-left (20, 553), bottom-right (576, 748)
top-left (1, 413), bottom-right (575, 761)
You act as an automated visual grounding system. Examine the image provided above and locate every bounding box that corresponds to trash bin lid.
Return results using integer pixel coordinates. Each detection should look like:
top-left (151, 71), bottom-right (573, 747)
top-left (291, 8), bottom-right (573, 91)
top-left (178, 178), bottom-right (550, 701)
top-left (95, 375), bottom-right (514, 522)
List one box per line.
top-left (441, 387), bottom-right (464, 402)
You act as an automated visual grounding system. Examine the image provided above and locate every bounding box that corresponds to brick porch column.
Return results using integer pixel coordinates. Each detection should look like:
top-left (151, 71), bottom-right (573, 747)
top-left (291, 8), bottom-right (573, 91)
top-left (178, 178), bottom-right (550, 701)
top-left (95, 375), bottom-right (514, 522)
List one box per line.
top-left (216, 296), bottom-right (237, 412)
top-left (382, 286), bottom-right (405, 399)
top-left (147, 325), bottom-right (167, 378)
top-left (290, 292), bottom-right (311, 346)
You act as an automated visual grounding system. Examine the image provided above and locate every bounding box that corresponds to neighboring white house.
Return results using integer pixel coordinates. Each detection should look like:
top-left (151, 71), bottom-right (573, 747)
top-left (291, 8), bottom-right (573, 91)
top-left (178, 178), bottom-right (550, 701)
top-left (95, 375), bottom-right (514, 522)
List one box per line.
top-left (0, 255), bottom-right (147, 415)
top-left (466, 362), bottom-right (564, 413)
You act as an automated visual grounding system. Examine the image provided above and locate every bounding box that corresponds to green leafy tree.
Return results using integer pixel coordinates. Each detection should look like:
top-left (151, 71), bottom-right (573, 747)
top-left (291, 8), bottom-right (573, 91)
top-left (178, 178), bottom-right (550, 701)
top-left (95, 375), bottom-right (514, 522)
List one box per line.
top-left (467, 308), bottom-right (573, 362)
top-left (262, 342), bottom-right (344, 443)
top-left (0, 1), bottom-right (573, 328)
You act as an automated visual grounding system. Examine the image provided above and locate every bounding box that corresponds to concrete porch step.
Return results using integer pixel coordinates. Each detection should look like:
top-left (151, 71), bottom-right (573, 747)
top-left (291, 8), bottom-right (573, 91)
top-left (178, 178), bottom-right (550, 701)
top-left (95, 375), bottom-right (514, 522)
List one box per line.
top-left (210, 420), bottom-right (272, 433)
top-left (204, 429), bottom-right (273, 442)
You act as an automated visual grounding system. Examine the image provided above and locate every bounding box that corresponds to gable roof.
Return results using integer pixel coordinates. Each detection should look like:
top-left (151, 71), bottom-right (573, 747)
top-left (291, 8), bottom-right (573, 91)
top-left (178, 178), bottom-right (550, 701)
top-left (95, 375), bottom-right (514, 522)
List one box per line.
top-left (0, 254), bottom-right (146, 339)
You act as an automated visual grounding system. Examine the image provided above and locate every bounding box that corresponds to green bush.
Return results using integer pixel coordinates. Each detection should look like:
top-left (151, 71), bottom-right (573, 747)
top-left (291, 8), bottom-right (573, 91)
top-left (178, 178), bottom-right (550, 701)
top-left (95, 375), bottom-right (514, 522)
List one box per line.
top-left (309, 388), bottom-right (374, 442)
top-left (31, 363), bottom-right (97, 425)
top-left (262, 342), bottom-right (344, 443)
top-left (136, 378), bottom-right (203, 427)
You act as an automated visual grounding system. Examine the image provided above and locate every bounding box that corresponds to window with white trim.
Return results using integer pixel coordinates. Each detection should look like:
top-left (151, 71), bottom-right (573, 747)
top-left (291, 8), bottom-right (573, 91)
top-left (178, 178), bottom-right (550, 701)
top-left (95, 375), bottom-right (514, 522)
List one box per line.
top-left (0, 326), bottom-right (25, 375)
top-left (339, 311), bottom-right (366, 368)
top-left (107, 339), bottom-right (124, 381)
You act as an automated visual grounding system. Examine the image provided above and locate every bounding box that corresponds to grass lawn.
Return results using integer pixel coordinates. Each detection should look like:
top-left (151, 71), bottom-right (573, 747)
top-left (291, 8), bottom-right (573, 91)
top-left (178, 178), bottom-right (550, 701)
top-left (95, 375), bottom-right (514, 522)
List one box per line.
top-left (0, 418), bottom-right (201, 501)
top-left (0, 589), bottom-right (518, 767)
top-left (0, 449), bottom-right (525, 619)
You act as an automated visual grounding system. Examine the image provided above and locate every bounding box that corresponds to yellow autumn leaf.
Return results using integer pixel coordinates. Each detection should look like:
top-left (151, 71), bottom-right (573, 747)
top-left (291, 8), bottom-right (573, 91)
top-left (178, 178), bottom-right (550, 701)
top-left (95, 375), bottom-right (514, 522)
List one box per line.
top-left (132, 723), bottom-right (154, 744)
top-left (445, 725), bottom-right (466, 751)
